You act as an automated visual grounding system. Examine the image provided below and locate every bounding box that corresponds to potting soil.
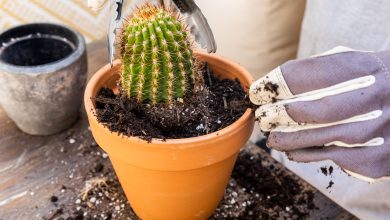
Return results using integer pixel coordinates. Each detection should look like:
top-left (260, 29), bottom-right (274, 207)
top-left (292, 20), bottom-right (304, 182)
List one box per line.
top-left (94, 64), bottom-right (252, 141)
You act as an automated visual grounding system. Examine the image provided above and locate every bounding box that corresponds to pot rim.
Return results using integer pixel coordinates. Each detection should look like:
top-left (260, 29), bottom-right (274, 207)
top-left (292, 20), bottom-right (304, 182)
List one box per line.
top-left (84, 51), bottom-right (254, 147)
top-left (0, 23), bottom-right (85, 75)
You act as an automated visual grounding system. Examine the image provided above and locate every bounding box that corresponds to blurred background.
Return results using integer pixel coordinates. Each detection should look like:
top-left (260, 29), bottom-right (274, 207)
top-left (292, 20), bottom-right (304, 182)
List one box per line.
top-left (0, 0), bottom-right (132, 42)
top-left (0, 0), bottom-right (306, 78)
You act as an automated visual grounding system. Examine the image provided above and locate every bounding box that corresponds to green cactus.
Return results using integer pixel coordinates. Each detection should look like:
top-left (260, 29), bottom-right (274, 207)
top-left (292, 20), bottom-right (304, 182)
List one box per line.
top-left (120, 5), bottom-right (198, 105)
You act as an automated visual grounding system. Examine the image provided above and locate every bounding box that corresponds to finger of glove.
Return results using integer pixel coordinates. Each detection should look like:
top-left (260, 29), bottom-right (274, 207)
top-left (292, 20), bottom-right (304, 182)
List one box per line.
top-left (282, 50), bottom-right (378, 95)
top-left (249, 66), bottom-right (292, 105)
top-left (255, 84), bottom-right (381, 131)
top-left (284, 84), bottom-right (381, 124)
top-left (249, 49), bottom-right (378, 105)
top-left (266, 117), bottom-right (386, 151)
top-left (287, 145), bottom-right (390, 180)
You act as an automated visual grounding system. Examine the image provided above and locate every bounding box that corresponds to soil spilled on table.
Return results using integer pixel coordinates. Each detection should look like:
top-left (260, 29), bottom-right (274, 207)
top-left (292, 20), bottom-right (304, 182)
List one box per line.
top-left (210, 150), bottom-right (317, 219)
top-left (94, 64), bottom-right (252, 141)
top-left (44, 137), bottom-right (317, 220)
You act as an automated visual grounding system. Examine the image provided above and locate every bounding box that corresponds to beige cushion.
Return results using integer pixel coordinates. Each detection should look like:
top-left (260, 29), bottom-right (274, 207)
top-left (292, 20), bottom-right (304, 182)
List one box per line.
top-left (195, 0), bottom-right (306, 79)
top-left (0, 0), bottom-right (145, 43)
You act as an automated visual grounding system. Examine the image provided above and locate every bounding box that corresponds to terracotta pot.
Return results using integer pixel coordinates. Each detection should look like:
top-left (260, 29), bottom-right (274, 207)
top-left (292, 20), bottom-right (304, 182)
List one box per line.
top-left (84, 52), bottom-right (254, 220)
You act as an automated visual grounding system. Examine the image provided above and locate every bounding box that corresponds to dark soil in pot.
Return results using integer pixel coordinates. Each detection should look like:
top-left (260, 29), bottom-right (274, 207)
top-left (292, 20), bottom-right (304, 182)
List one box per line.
top-left (94, 64), bottom-right (253, 141)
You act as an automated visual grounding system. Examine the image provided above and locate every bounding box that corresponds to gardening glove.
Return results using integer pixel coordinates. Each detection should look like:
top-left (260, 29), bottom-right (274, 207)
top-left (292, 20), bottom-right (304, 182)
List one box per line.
top-left (249, 47), bottom-right (390, 182)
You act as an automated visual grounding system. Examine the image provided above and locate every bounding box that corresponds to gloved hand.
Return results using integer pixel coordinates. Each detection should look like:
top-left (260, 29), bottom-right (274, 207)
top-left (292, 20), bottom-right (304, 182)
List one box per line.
top-left (249, 47), bottom-right (390, 182)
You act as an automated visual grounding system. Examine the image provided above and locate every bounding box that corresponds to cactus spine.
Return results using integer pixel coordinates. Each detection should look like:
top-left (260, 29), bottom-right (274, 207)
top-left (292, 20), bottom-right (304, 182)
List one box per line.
top-left (120, 5), bottom-right (197, 105)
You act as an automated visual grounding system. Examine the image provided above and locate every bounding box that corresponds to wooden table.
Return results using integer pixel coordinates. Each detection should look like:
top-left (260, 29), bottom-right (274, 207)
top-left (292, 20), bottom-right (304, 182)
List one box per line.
top-left (0, 41), bottom-right (356, 219)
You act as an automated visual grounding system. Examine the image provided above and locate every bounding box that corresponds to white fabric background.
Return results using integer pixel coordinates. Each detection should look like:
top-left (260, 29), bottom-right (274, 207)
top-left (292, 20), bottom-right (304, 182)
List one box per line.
top-left (195, 0), bottom-right (306, 79)
top-left (299, 0), bottom-right (390, 58)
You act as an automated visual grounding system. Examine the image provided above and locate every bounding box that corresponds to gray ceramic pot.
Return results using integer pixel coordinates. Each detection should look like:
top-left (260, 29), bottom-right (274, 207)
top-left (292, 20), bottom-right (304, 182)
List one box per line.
top-left (0, 23), bottom-right (87, 135)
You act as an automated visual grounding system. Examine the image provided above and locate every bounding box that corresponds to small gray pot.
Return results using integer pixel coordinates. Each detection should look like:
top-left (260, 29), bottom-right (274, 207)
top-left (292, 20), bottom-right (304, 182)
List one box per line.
top-left (0, 23), bottom-right (87, 135)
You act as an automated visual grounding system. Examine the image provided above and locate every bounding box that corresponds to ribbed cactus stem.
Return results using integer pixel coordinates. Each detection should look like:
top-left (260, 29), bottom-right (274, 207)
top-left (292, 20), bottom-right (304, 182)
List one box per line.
top-left (120, 5), bottom-right (197, 105)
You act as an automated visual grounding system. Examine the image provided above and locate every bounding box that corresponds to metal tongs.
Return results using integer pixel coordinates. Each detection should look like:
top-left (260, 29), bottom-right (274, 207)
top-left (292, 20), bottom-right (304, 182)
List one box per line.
top-left (108, 0), bottom-right (124, 66)
top-left (108, 0), bottom-right (217, 66)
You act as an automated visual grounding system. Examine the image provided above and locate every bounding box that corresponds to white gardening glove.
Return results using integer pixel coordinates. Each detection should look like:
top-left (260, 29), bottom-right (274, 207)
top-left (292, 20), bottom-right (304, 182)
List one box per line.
top-left (249, 47), bottom-right (390, 182)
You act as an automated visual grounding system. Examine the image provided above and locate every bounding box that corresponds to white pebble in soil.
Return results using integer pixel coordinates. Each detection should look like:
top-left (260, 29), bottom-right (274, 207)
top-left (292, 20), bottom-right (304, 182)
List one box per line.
top-left (69, 138), bottom-right (76, 144)
top-left (75, 199), bottom-right (81, 204)
top-left (90, 197), bottom-right (97, 203)
top-left (196, 124), bottom-right (204, 131)
top-left (102, 153), bottom-right (108, 159)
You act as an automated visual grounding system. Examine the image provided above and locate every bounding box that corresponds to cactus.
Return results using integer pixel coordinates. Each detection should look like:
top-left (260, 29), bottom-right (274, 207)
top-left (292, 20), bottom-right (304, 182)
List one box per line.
top-left (120, 5), bottom-right (199, 105)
